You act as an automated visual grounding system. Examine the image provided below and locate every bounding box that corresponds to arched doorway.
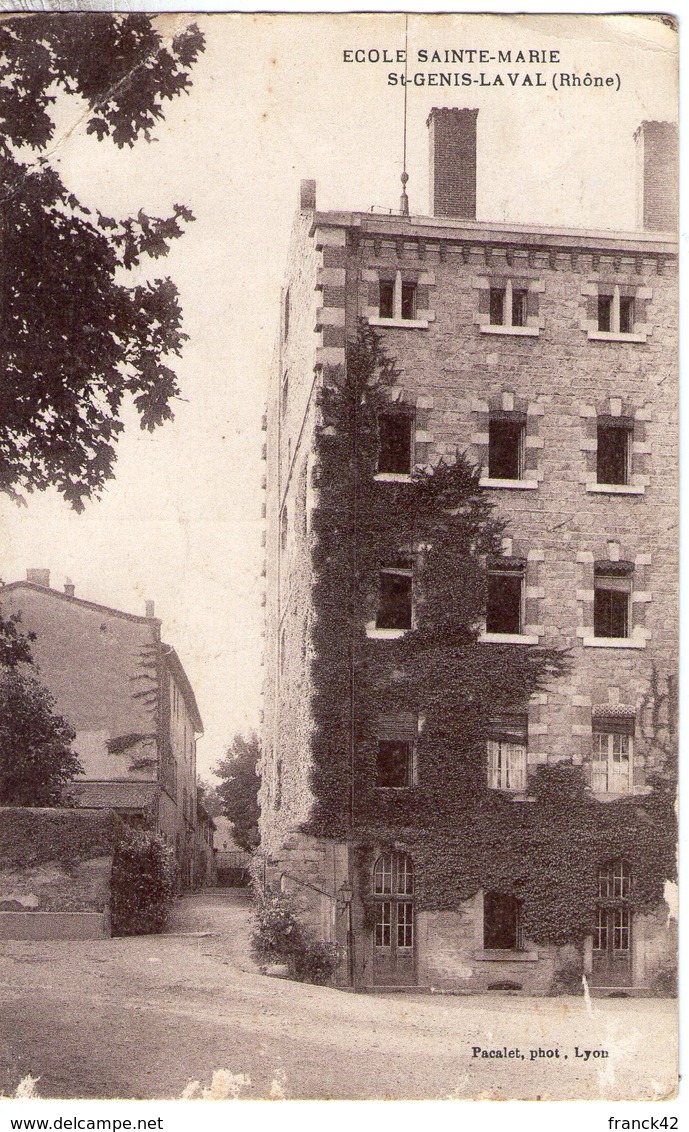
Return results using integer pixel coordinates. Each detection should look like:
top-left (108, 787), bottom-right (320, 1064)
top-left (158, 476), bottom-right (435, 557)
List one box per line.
top-left (592, 859), bottom-right (633, 987)
top-left (371, 851), bottom-right (415, 986)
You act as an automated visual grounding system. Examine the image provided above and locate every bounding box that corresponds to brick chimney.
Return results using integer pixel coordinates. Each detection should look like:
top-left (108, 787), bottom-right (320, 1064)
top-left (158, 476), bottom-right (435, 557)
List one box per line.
top-left (145, 600), bottom-right (155, 619)
top-left (300, 179), bottom-right (316, 211)
top-left (427, 107), bottom-right (478, 220)
top-left (26, 568), bottom-right (50, 588)
top-left (64, 580), bottom-right (75, 597)
top-left (635, 121), bottom-right (678, 231)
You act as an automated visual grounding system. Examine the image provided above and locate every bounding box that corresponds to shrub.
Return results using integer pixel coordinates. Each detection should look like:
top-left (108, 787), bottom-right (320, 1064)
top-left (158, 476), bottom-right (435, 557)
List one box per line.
top-left (548, 960), bottom-right (585, 996)
top-left (251, 889), bottom-right (339, 985)
top-left (650, 959), bottom-right (677, 998)
top-left (110, 830), bottom-right (176, 935)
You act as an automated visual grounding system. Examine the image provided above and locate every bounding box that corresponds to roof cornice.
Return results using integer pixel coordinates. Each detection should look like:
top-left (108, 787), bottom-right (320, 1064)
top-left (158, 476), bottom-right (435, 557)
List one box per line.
top-left (310, 211), bottom-right (677, 256)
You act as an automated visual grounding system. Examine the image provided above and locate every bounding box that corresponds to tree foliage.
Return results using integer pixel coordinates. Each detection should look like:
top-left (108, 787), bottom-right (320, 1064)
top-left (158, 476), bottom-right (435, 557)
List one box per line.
top-left (0, 14), bottom-right (205, 508)
top-left (0, 606), bottom-right (34, 669)
top-left (0, 668), bottom-right (82, 805)
top-left (215, 733), bottom-right (261, 852)
top-left (197, 777), bottom-right (224, 818)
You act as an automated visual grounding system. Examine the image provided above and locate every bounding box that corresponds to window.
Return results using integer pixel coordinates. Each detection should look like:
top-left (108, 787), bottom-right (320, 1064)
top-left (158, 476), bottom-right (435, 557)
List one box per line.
top-left (376, 564), bottom-right (413, 630)
top-left (511, 288), bottom-right (528, 327)
top-left (489, 287), bottom-right (505, 326)
top-left (379, 276), bottom-right (418, 321)
top-left (620, 296), bottom-right (635, 334)
top-left (379, 280), bottom-right (394, 320)
top-left (281, 373), bottom-right (289, 418)
top-left (401, 282), bottom-right (417, 320)
top-left (371, 270), bottom-right (425, 328)
top-left (598, 858), bottom-right (631, 901)
top-left (378, 413), bottom-right (413, 475)
top-left (597, 294), bottom-right (613, 332)
top-left (593, 287), bottom-right (641, 338)
top-left (486, 559), bottom-right (525, 635)
top-left (594, 905), bottom-right (630, 954)
top-left (597, 417), bottom-right (632, 485)
top-left (488, 414), bottom-right (525, 480)
top-left (483, 891), bottom-right (523, 950)
top-left (487, 714), bottom-right (528, 792)
top-left (283, 289), bottom-right (290, 340)
top-left (377, 740), bottom-right (414, 788)
top-left (487, 281), bottom-right (532, 330)
top-left (594, 563), bottom-right (632, 639)
top-left (280, 506), bottom-right (288, 552)
top-left (592, 716), bottom-right (634, 794)
top-left (373, 852), bottom-right (414, 951)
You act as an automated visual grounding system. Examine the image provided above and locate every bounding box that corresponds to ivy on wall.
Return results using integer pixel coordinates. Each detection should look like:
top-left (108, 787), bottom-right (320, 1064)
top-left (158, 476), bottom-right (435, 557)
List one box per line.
top-left (303, 323), bottom-right (676, 946)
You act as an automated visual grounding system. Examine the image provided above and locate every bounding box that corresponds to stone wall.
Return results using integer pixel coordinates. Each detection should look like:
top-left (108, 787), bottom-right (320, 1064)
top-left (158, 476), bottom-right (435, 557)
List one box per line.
top-left (261, 206), bottom-right (324, 853)
top-left (0, 807), bottom-right (116, 938)
top-left (347, 234), bottom-right (677, 782)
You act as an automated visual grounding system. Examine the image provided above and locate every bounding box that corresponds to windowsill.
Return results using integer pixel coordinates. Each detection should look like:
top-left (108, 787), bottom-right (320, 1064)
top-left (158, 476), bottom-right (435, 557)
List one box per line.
top-left (582, 636), bottom-right (646, 649)
top-left (474, 949), bottom-right (539, 963)
top-left (366, 627), bottom-right (409, 640)
top-left (374, 472), bottom-right (413, 484)
top-left (480, 632), bottom-right (540, 645)
top-left (480, 325), bottom-right (539, 337)
top-left (488, 788), bottom-right (533, 801)
top-left (587, 330), bottom-right (647, 344)
top-left (479, 477), bottom-right (539, 491)
top-left (368, 316), bottom-right (429, 330)
top-left (586, 483), bottom-right (646, 495)
top-left (375, 785), bottom-right (416, 791)
top-left (590, 790), bottom-right (632, 802)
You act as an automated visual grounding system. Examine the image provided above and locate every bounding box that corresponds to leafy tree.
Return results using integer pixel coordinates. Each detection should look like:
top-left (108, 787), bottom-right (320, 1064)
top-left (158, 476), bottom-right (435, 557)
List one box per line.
top-left (197, 777), bottom-right (224, 818)
top-left (0, 14), bottom-right (205, 509)
top-left (0, 668), bottom-right (82, 805)
top-left (0, 606), bottom-right (34, 669)
top-left (214, 733), bottom-right (261, 852)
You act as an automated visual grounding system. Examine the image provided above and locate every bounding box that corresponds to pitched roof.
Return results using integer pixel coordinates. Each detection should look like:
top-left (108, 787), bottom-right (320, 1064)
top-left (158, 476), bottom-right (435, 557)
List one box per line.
top-left (0, 581), bottom-right (159, 626)
top-left (70, 781), bottom-right (160, 811)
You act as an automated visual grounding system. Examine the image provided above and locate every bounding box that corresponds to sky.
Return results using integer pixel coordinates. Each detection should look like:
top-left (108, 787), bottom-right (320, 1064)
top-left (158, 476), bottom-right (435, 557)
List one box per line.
top-left (0, 12), bottom-right (678, 779)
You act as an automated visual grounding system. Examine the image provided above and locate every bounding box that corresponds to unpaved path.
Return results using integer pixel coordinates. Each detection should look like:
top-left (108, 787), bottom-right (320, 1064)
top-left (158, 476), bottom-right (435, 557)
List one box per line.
top-left (0, 890), bottom-right (676, 1100)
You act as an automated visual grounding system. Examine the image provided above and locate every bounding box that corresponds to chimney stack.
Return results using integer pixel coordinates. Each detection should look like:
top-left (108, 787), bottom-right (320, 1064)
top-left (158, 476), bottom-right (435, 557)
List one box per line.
top-left (300, 179), bottom-right (316, 211)
top-left (635, 120), bottom-right (678, 231)
top-left (427, 107), bottom-right (478, 220)
top-left (64, 580), bottom-right (75, 597)
top-left (145, 600), bottom-right (155, 619)
top-left (26, 569), bottom-right (50, 588)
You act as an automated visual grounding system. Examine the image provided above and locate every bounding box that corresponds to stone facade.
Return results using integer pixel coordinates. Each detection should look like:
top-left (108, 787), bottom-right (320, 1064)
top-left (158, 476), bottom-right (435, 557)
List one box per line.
top-left (261, 110), bottom-right (677, 994)
top-left (0, 576), bottom-right (202, 889)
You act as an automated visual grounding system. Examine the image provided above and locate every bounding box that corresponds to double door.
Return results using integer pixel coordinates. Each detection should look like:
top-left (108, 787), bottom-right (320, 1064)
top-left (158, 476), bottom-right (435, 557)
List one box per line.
top-left (371, 851), bottom-right (415, 986)
top-left (591, 860), bottom-right (633, 987)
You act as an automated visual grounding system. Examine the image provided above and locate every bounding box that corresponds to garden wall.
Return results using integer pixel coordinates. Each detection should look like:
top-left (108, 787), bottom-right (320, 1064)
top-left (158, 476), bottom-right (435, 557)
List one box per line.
top-left (0, 807), bottom-right (117, 939)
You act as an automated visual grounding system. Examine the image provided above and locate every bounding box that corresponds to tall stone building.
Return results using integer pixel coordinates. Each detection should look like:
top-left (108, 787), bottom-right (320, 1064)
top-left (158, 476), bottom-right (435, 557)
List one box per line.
top-left (260, 110), bottom-right (677, 994)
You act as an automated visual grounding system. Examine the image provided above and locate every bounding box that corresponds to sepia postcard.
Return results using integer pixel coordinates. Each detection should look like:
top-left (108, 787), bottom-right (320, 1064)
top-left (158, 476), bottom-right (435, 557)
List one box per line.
top-left (0, 9), bottom-right (679, 1107)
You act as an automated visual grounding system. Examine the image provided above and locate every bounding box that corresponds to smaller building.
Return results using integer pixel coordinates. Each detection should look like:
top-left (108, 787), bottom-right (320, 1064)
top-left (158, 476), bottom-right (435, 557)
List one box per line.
top-left (0, 571), bottom-right (203, 889)
top-left (214, 816), bottom-right (251, 886)
top-left (194, 790), bottom-right (217, 888)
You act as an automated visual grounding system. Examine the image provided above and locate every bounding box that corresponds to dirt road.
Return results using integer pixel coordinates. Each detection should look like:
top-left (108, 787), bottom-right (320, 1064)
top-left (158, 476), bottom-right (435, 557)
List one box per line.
top-left (0, 891), bottom-right (676, 1100)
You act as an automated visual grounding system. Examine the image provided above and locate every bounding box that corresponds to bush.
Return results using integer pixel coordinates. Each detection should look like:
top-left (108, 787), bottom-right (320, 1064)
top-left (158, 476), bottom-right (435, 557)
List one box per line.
top-left (110, 830), bottom-right (176, 935)
top-left (548, 960), bottom-right (585, 995)
top-left (251, 889), bottom-right (340, 985)
top-left (650, 959), bottom-right (677, 997)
